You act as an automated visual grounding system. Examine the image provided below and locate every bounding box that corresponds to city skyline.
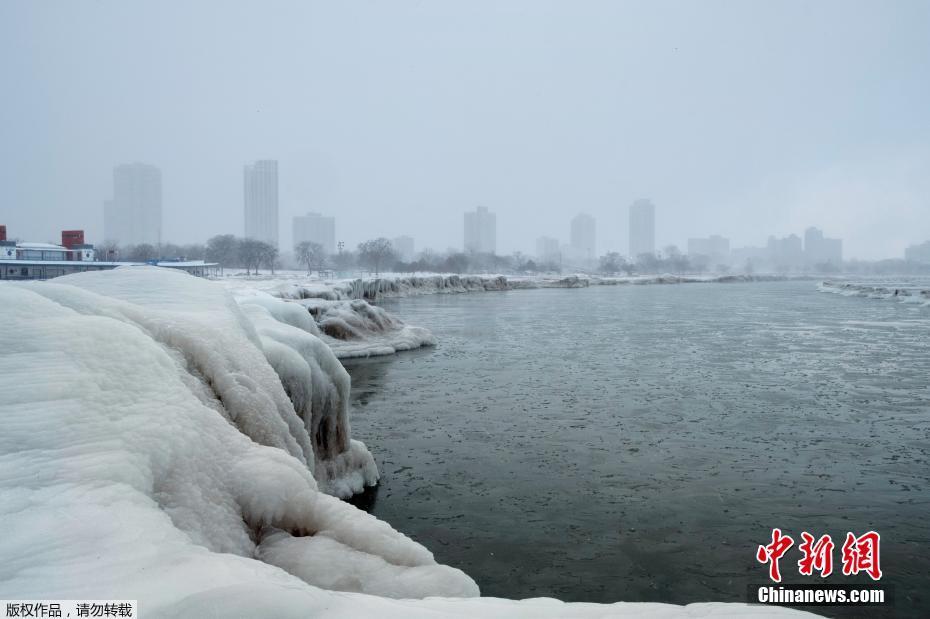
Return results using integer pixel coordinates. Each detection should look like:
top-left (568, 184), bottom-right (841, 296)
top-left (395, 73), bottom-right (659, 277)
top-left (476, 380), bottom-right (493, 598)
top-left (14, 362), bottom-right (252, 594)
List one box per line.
top-left (26, 159), bottom-right (887, 268)
top-left (81, 162), bottom-right (883, 263)
top-left (4, 2), bottom-right (930, 260)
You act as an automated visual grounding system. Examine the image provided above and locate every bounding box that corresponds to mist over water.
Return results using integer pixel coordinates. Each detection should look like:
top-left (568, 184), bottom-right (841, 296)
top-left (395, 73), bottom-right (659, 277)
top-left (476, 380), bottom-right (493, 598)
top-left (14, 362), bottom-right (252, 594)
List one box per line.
top-left (346, 282), bottom-right (928, 618)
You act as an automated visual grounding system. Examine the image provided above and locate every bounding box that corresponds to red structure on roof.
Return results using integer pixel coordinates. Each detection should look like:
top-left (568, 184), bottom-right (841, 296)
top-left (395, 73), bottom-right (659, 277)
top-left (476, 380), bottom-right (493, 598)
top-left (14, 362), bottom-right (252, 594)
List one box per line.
top-left (61, 230), bottom-right (85, 249)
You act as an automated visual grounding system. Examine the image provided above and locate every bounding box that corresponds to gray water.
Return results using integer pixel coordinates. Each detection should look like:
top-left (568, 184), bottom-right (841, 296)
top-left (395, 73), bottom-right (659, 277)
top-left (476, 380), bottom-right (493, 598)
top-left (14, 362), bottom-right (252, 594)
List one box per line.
top-left (343, 281), bottom-right (929, 618)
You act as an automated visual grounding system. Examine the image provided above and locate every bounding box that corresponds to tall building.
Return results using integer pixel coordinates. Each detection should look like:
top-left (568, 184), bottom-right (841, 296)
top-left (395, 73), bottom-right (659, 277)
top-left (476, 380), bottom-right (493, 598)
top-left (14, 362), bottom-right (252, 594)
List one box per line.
top-left (244, 160), bottom-right (279, 247)
top-left (103, 163), bottom-right (162, 246)
top-left (392, 235), bottom-right (415, 262)
top-left (905, 240), bottom-right (930, 263)
top-left (536, 236), bottom-right (560, 263)
top-left (629, 199), bottom-right (655, 258)
top-left (464, 206), bottom-right (496, 254)
top-left (803, 227), bottom-right (842, 267)
top-left (570, 213), bottom-right (596, 262)
top-left (767, 234), bottom-right (804, 269)
top-left (292, 212), bottom-right (335, 254)
top-left (687, 235), bottom-right (730, 263)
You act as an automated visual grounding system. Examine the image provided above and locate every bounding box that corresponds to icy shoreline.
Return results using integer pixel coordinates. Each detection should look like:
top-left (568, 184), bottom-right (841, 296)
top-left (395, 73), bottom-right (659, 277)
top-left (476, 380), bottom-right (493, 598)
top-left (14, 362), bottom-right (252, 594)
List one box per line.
top-left (226, 271), bottom-right (797, 302)
top-left (819, 279), bottom-right (930, 306)
top-left (0, 269), bottom-right (816, 617)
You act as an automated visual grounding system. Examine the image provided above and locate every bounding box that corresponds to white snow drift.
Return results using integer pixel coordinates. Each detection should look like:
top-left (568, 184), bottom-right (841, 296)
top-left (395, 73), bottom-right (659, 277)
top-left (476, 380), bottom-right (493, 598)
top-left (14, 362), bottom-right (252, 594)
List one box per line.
top-left (0, 268), bottom-right (815, 617)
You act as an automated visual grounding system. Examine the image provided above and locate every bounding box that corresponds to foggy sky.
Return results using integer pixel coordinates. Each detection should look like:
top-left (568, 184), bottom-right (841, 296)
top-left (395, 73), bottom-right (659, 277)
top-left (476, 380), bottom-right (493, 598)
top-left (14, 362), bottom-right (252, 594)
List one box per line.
top-left (1, 0), bottom-right (929, 260)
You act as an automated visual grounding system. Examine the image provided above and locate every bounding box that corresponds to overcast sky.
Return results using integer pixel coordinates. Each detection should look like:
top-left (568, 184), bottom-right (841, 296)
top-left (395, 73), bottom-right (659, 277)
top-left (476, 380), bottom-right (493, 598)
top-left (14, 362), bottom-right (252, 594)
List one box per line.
top-left (2, 0), bottom-right (929, 259)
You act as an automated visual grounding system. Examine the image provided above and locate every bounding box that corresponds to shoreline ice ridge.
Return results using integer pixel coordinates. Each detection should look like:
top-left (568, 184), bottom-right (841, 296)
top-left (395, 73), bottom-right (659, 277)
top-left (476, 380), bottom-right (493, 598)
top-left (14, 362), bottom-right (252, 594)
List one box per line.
top-left (255, 272), bottom-right (794, 302)
top-left (818, 280), bottom-right (930, 306)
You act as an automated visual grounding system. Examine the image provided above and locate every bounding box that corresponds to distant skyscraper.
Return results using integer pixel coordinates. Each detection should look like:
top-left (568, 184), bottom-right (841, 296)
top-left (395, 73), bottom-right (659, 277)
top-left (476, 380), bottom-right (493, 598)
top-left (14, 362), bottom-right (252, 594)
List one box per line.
top-left (244, 160), bottom-right (279, 247)
top-left (464, 206), bottom-right (496, 254)
top-left (392, 235), bottom-right (415, 262)
top-left (292, 212), bottom-right (335, 254)
top-left (767, 234), bottom-right (805, 269)
top-left (629, 199), bottom-right (655, 258)
top-left (103, 163), bottom-right (162, 246)
top-left (905, 240), bottom-right (930, 263)
top-left (687, 235), bottom-right (730, 263)
top-left (536, 236), bottom-right (560, 263)
top-left (570, 213), bottom-right (596, 262)
top-left (803, 227), bottom-right (842, 267)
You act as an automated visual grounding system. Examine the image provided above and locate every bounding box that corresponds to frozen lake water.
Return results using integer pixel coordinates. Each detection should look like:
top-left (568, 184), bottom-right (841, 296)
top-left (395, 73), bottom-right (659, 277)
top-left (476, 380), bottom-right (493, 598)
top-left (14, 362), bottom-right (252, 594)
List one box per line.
top-left (343, 281), bottom-right (928, 617)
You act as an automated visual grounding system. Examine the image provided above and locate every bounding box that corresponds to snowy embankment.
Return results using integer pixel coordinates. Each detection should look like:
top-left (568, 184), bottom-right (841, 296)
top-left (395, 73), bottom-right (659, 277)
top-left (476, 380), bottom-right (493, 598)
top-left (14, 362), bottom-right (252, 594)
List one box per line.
top-left (819, 280), bottom-right (930, 306)
top-left (231, 271), bottom-right (789, 303)
top-left (230, 285), bottom-right (436, 359)
top-left (0, 268), bottom-right (815, 617)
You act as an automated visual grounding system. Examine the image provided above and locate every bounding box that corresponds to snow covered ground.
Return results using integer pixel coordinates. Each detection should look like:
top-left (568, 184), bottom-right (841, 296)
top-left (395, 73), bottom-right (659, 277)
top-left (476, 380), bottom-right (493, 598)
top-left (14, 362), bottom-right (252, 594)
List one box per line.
top-left (0, 268), bottom-right (817, 617)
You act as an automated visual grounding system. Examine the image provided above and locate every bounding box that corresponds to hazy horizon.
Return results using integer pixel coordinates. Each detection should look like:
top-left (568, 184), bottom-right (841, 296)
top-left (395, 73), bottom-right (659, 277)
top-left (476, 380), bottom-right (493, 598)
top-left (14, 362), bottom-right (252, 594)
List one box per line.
top-left (2, 1), bottom-right (929, 260)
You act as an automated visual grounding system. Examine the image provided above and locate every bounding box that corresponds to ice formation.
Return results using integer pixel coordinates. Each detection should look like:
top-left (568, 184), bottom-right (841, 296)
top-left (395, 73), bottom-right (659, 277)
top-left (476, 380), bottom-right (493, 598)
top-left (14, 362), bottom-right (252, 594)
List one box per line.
top-left (296, 298), bottom-right (436, 358)
top-left (229, 272), bottom-right (794, 304)
top-left (819, 280), bottom-right (930, 306)
top-left (0, 268), bottom-right (816, 617)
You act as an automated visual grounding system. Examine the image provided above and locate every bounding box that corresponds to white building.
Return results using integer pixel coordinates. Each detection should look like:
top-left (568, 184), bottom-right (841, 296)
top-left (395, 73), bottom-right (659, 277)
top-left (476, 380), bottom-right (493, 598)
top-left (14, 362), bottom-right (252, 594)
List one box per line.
top-left (292, 212), bottom-right (335, 255)
top-left (103, 163), bottom-right (162, 246)
top-left (535, 236), bottom-right (560, 264)
top-left (629, 199), bottom-right (655, 258)
top-left (392, 235), bottom-right (415, 262)
top-left (905, 240), bottom-right (930, 263)
top-left (804, 227), bottom-right (842, 267)
top-left (464, 206), bottom-right (496, 254)
top-left (767, 234), bottom-right (805, 269)
top-left (687, 235), bottom-right (730, 264)
top-left (570, 213), bottom-right (596, 263)
top-left (244, 160), bottom-right (279, 248)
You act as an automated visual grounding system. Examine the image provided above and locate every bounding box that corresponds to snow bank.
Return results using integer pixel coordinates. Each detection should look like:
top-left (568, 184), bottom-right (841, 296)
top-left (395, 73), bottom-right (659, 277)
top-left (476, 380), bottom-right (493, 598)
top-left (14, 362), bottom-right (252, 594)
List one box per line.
top-left (0, 268), bottom-right (815, 617)
top-left (33, 267), bottom-right (377, 497)
top-left (0, 269), bottom-right (480, 610)
top-left (819, 280), bottom-right (930, 306)
top-left (232, 288), bottom-right (435, 359)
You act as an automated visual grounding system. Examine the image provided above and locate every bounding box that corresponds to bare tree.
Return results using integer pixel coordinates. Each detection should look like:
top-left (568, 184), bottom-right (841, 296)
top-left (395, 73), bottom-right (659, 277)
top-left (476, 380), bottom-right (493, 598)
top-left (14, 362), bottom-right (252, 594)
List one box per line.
top-left (357, 238), bottom-right (397, 276)
top-left (663, 245), bottom-right (689, 274)
top-left (259, 242), bottom-right (279, 275)
top-left (599, 252), bottom-right (624, 275)
top-left (238, 239), bottom-right (265, 275)
top-left (206, 234), bottom-right (240, 275)
top-left (295, 241), bottom-right (325, 275)
top-left (125, 243), bottom-right (158, 262)
top-left (96, 240), bottom-right (120, 262)
top-left (636, 252), bottom-right (659, 274)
